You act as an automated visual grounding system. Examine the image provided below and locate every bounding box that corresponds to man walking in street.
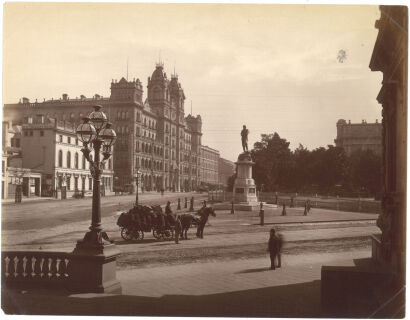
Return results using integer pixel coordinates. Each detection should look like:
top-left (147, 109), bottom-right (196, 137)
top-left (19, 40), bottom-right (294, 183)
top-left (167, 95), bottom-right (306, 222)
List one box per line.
top-left (174, 215), bottom-right (182, 244)
top-left (268, 228), bottom-right (282, 270)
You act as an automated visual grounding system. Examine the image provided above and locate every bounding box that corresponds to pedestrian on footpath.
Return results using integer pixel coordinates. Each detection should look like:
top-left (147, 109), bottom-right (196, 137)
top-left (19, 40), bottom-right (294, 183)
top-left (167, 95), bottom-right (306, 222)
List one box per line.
top-left (174, 216), bottom-right (182, 244)
top-left (268, 228), bottom-right (282, 270)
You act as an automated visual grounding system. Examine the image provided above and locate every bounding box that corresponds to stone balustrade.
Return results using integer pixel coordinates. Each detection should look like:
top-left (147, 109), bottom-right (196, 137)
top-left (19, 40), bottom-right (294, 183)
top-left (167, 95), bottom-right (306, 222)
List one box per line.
top-left (2, 251), bottom-right (71, 289)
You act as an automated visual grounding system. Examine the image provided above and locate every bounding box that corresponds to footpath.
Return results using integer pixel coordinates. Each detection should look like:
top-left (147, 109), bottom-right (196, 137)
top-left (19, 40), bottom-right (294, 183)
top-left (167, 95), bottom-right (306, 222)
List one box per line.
top-left (2, 249), bottom-right (371, 316)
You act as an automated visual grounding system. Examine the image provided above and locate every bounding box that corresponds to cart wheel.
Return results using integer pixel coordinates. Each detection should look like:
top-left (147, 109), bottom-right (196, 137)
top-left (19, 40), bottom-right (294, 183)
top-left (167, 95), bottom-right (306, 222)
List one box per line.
top-left (153, 228), bottom-right (163, 240)
top-left (164, 229), bottom-right (174, 241)
top-left (121, 227), bottom-right (133, 241)
top-left (132, 230), bottom-right (144, 241)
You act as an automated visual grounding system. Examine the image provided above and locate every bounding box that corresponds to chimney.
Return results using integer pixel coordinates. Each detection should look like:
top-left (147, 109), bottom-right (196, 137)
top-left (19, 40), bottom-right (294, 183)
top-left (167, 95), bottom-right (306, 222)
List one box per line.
top-left (80, 95), bottom-right (86, 100)
top-left (376, 119), bottom-right (379, 123)
top-left (22, 97), bottom-right (30, 104)
top-left (62, 94), bottom-right (68, 101)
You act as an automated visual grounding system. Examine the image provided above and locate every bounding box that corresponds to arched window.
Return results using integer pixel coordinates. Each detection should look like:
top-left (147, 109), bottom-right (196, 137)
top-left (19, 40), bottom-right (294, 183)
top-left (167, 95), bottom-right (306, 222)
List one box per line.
top-left (67, 151), bottom-right (71, 168)
top-left (117, 111), bottom-right (121, 120)
top-left (58, 150), bottom-right (63, 167)
top-left (122, 111), bottom-right (126, 120)
top-left (82, 154), bottom-right (86, 169)
top-left (108, 159), bottom-right (112, 170)
top-left (74, 153), bottom-right (79, 169)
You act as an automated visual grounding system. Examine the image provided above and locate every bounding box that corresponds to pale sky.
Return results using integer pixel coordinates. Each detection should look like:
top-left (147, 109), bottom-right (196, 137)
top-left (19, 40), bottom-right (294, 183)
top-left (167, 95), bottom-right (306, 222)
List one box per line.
top-left (3, 3), bottom-right (383, 161)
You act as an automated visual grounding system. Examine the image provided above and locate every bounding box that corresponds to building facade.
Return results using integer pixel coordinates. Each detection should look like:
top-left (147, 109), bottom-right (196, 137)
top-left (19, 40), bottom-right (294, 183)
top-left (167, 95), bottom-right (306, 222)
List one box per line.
top-left (369, 5), bottom-right (407, 283)
top-left (3, 63), bottom-right (204, 192)
top-left (218, 157), bottom-right (235, 187)
top-left (199, 145), bottom-right (219, 187)
top-left (2, 120), bottom-right (42, 200)
top-left (334, 119), bottom-right (382, 155)
top-left (20, 115), bottom-right (114, 197)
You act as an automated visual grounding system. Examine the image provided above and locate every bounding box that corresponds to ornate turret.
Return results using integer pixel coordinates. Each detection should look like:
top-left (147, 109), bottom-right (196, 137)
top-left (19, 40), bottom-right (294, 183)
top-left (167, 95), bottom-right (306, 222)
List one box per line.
top-left (147, 63), bottom-right (170, 104)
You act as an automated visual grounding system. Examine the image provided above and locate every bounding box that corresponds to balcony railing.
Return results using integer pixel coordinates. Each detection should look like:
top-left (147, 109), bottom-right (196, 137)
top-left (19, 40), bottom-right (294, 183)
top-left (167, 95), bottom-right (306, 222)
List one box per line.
top-left (2, 250), bottom-right (71, 289)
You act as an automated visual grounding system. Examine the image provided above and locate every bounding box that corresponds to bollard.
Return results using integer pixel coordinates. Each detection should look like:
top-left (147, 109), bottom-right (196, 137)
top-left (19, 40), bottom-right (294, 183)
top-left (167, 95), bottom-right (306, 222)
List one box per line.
top-left (281, 203), bottom-right (287, 216)
top-left (177, 198), bottom-right (181, 210)
top-left (260, 209), bottom-right (264, 226)
top-left (231, 201), bottom-right (235, 214)
top-left (184, 197), bottom-right (188, 209)
top-left (189, 197), bottom-right (194, 212)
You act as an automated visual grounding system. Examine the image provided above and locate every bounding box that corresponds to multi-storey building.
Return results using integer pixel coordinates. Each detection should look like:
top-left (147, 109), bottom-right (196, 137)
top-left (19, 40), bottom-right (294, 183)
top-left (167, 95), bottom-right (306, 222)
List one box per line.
top-left (199, 145), bottom-right (219, 187)
top-left (334, 119), bottom-right (382, 155)
top-left (20, 115), bottom-right (114, 197)
top-left (218, 157), bottom-right (235, 187)
top-left (3, 63), bottom-right (203, 192)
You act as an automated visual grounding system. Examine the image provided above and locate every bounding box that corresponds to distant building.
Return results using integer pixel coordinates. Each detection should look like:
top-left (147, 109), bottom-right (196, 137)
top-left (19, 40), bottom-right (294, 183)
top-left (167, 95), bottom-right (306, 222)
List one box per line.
top-left (218, 157), bottom-right (235, 187)
top-left (334, 119), bottom-right (382, 155)
top-left (199, 145), bottom-right (219, 187)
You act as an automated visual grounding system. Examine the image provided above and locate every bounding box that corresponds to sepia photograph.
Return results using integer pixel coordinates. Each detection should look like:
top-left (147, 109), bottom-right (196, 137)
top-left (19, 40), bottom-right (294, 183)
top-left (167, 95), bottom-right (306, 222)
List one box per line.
top-left (1, 1), bottom-right (407, 317)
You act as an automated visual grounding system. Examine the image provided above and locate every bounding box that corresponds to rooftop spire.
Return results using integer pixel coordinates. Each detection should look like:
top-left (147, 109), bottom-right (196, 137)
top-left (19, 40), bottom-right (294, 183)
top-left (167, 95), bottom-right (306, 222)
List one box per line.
top-left (156, 50), bottom-right (164, 68)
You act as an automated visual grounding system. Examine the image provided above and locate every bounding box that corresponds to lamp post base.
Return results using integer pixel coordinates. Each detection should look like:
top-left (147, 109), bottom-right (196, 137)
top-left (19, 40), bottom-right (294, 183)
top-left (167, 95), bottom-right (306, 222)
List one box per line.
top-left (70, 235), bottom-right (122, 294)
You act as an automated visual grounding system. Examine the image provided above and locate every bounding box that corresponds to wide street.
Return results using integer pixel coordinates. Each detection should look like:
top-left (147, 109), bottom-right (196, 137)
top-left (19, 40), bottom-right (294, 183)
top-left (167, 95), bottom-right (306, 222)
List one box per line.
top-left (2, 192), bottom-right (381, 316)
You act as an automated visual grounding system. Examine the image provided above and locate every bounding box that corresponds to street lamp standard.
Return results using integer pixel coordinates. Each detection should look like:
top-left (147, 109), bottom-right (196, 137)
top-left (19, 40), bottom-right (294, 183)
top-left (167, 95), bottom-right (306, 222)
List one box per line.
top-left (135, 168), bottom-right (142, 206)
top-left (75, 105), bottom-right (117, 249)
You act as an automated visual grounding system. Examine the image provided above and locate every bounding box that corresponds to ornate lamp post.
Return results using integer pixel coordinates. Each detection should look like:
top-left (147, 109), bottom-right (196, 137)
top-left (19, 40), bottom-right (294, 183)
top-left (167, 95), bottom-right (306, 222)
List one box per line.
top-left (70, 105), bottom-right (121, 294)
top-left (135, 167), bottom-right (141, 206)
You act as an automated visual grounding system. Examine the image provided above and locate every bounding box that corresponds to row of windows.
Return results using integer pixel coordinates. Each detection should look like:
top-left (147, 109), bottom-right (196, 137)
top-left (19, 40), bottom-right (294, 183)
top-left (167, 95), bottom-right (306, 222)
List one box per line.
top-left (116, 111), bottom-right (129, 120)
top-left (57, 150), bottom-right (112, 170)
top-left (58, 176), bottom-right (111, 191)
top-left (58, 135), bottom-right (79, 145)
top-left (136, 142), bottom-right (163, 156)
top-left (23, 130), bottom-right (44, 137)
top-left (136, 158), bottom-right (163, 171)
top-left (136, 127), bottom-right (156, 140)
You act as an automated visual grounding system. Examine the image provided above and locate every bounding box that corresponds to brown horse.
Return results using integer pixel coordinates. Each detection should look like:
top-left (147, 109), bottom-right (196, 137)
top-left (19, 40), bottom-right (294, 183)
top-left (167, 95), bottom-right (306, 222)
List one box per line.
top-left (196, 207), bottom-right (216, 239)
top-left (179, 213), bottom-right (201, 240)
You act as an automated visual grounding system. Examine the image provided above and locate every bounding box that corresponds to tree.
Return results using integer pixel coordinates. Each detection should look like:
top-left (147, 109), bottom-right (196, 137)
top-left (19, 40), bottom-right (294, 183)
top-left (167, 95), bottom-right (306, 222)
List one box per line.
top-left (349, 149), bottom-right (381, 196)
top-left (251, 132), bottom-right (293, 191)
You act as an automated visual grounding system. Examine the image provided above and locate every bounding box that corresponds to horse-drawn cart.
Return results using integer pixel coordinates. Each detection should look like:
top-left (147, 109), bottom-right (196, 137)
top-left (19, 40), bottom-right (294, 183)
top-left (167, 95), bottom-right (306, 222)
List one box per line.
top-left (117, 204), bottom-right (175, 241)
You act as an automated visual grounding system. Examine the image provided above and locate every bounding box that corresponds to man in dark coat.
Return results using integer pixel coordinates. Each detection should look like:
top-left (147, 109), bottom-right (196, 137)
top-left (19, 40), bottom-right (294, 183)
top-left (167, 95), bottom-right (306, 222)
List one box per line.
top-left (268, 228), bottom-right (282, 270)
top-left (165, 201), bottom-right (172, 215)
top-left (174, 215), bottom-right (182, 244)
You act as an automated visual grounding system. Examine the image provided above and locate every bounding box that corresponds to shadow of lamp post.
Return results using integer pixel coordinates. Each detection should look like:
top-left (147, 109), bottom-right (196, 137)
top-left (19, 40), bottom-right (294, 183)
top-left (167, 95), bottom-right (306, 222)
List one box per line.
top-left (69, 105), bottom-right (121, 293)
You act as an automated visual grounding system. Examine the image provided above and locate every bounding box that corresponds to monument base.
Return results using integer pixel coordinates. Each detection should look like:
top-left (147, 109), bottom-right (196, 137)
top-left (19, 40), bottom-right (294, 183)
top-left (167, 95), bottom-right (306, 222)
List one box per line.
top-left (234, 202), bottom-right (260, 211)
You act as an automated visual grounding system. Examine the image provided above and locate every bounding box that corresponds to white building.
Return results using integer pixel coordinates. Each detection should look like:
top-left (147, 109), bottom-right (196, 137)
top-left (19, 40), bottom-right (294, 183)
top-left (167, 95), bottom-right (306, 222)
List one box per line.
top-left (20, 115), bottom-right (114, 197)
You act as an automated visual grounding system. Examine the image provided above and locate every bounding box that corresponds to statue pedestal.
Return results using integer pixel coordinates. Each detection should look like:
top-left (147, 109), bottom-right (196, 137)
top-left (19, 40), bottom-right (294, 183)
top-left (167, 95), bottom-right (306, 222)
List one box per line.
top-left (233, 152), bottom-right (259, 211)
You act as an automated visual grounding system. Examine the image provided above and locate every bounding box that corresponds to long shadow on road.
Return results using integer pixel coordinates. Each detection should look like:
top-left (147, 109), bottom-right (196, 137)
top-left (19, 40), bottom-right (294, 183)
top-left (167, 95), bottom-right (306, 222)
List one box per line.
top-left (2, 280), bottom-right (322, 317)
